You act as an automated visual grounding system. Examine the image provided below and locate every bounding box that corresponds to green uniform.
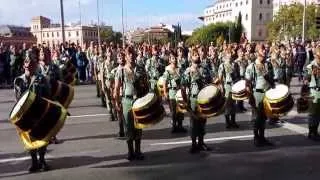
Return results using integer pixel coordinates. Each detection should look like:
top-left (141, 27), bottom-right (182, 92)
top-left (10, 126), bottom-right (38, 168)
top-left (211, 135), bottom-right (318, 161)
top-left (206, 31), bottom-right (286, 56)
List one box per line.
top-left (271, 57), bottom-right (286, 84)
top-left (145, 56), bottom-right (161, 92)
top-left (182, 65), bottom-right (207, 151)
top-left (163, 67), bottom-right (185, 132)
top-left (96, 56), bottom-right (106, 106)
top-left (13, 72), bottom-right (51, 172)
top-left (305, 60), bottom-right (320, 139)
top-left (245, 60), bottom-right (274, 146)
top-left (218, 60), bottom-right (240, 128)
top-left (115, 65), bottom-right (145, 160)
top-left (102, 60), bottom-right (117, 120)
top-left (201, 58), bottom-right (216, 85)
top-left (177, 57), bottom-right (189, 76)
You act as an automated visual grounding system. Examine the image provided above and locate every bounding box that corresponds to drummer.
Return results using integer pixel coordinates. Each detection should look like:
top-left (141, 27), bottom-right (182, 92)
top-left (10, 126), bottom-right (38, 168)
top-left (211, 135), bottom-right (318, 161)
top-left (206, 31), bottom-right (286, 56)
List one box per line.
top-left (114, 46), bottom-right (144, 161)
top-left (304, 47), bottom-right (320, 141)
top-left (145, 46), bottom-right (161, 93)
top-left (217, 48), bottom-right (241, 129)
top-left (13, 48), bottom-right (51, 172)
top-left (245, 44), bottom-right (275, 147)
top-left (234, 48), bottom-right (248, 112)
top-left (181, 49), bottom-right (211, 154)
top-left (163, 50), bottom-right (187, 133)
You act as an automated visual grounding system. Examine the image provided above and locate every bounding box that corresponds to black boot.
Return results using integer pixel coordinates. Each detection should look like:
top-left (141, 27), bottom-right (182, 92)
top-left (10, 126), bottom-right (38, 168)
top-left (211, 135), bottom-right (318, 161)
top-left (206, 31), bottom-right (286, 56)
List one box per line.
top-left (38, 148), bottom-right (50, 171)
top-left (237, 101), bottom-right (247, 112)
top-left (177, 116), bottom-right (187, 133)
top-left (225, 115), bottom-right (232, 129)
top-left (189, 137), bottom-right (199, 154)
top-left (28, 150), bottom-right (39, 173)
top-left (118, 117), bottom-right (125, 138)
top-left (134, 139), bottom-right (144, 160)
top-left (127, 140), bottom-right (135, 161)
top-left (230, 114), bottom-right (239, 129)
top-left (259, 128), bottom-right (273, 146)
top-left (253, 128), bottom-right (262, 147)
top-left (198, 136), bottom-right (211, 151)
top-left (308, 126), bottom-right (320, 141)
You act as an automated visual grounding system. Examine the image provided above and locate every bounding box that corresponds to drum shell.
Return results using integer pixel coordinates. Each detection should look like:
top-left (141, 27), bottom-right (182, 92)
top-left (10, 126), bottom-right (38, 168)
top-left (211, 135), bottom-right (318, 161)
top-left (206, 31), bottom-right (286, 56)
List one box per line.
top-left (50, 80), bottom-right (75, 108)
top-left (197, 96), bottom-right (226, 118)
top-left (264, 95), bottom-right (294, 118)
top-left (132, 95), bottom-right (165, 129)
top-left (232, 90), bottom-right (248, 101)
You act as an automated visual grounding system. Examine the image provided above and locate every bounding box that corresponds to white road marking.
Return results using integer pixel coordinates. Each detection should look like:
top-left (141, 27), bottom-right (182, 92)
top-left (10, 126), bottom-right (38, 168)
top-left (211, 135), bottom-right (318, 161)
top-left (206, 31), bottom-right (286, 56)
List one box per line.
top-left (281, 122), bottom-right (308, 135)
top-left (0, 155), bottom-right (53, 164)
top-left (150, 135), bottom-right (253, 146)
top-left (69, 113), bottom-right (110, 118)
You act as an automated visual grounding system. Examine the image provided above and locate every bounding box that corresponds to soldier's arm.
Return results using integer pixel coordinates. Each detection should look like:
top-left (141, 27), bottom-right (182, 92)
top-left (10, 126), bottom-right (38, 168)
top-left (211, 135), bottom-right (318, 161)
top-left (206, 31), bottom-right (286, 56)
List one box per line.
top-left (113, 69), bottom-right (122, 109)
top-left (162, 70), bottom-right (169, 99)
top-left (13, 78), bottom-right (23, 101)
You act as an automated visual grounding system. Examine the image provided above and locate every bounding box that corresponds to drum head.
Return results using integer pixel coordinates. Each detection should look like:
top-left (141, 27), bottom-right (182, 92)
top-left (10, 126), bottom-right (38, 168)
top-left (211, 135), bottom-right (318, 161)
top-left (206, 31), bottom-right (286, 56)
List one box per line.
top-left (265, 84), bottom-right (289, 100)
top-left (10, 91), bottom-right (32, 120)
top-left (132, 93), bottom-right (156, 110)
top-left (197, 85), bottom-right (219, 104)
top-left (232, 80), bottom-right (246, 93)
top-left (175, 89), bottom-right (189, 101)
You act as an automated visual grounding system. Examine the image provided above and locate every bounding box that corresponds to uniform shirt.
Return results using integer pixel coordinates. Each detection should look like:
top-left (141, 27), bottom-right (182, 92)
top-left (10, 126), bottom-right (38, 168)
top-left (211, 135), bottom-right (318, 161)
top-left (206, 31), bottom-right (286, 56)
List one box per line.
top-left (245, 60), bottom-right (274, 91)
top-left (145, 56), bottom-right (160, 80)
top-left (270, 57), bottom-right (286, 81)
top-left (115, 66), bottom-right (136, 97)
top-left (177, 57), bottom-right (189, 76)
top-left (218, 61), bottom-right (240, 84)
top-left (39, 62), bottom-right (62, 82)
top-left (234, 58), bottom-right (248, 78)
top-left (182, 66), bottom-right (205, 96)
top-left (14, 73), bottom-right (51, 101)
top-left (201, 58), bottom-right (216, 85)
top-left (305, 60), bottom-right (320, 88)
top-left (163, 66), bottom-right (181, 99)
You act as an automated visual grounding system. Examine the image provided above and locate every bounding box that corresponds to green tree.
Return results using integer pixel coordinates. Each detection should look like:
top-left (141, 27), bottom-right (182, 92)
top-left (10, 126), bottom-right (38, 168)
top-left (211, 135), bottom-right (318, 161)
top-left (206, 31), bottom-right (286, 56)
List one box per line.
top-left (267, 3), bottom-right (320, 41)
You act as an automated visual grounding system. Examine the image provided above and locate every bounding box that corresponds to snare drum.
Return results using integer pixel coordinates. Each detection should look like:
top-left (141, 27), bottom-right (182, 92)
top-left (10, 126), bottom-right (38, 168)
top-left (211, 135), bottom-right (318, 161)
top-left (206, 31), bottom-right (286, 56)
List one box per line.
top-left (157, 76), bottom-right (166, 97)
top-left (50, 80), bottom-right (75, 108)
top-left (263, 84), bottom-right (294, 118)
top-left (175, 89), bottom-right (188, 113)
top-left (9, 91), bottom-right (67, 150)
top-left (197, 85), bottom-right (226, 118)
top-left (132, 93), bottom-right (165, 129)
top-left (232, 80), bottom-right (248, 101)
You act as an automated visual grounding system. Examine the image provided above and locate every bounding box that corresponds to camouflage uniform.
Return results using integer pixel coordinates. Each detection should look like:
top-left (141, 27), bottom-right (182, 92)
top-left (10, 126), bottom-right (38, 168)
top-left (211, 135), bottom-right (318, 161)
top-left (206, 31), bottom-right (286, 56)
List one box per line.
top-left (145, 56), bottom-right (161, 93)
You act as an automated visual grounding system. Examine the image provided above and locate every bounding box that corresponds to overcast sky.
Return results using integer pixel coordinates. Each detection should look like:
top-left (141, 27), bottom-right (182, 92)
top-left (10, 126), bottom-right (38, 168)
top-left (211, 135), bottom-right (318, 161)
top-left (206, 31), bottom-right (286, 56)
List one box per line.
top-left (0, 0), bottom-right (213, 31)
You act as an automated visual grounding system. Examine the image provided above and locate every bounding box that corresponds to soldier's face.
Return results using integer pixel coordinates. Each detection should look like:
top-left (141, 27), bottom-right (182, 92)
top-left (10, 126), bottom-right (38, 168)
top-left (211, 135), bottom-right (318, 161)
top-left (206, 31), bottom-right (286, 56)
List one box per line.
top-left (170, 55), bottom-right (177, 66)
top-left (24, 60), bottom-right (38, 76)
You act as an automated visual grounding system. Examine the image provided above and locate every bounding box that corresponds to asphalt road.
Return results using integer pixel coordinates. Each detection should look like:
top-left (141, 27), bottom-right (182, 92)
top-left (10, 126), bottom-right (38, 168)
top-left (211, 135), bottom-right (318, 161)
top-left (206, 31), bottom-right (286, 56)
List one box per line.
top-left (0, 78), bottom-right (319, 180)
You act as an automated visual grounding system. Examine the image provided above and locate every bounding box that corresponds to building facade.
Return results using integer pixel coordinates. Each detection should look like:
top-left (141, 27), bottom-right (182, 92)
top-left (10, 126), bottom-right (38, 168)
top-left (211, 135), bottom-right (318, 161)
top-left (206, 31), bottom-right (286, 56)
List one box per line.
top-left (30, 16), bottom-right (112, 48)
top-left (199, 0), bottom-right (273, 42)
top-left (0, 25), bottom-right (36, 47)
top-left (273, 0), bottom-right (320, 16)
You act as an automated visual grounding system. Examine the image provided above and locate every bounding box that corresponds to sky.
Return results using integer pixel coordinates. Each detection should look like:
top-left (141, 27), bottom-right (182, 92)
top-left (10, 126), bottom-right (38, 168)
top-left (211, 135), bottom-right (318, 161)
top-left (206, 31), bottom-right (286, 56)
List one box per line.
top-left (0, 0), bottom-right (213, 31)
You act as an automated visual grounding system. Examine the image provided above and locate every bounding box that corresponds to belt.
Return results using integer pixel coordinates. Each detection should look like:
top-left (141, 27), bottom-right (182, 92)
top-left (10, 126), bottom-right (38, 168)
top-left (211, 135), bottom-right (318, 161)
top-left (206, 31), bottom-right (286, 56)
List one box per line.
top-left (226, 82), bottom-right (232, 85)
top-left (255, 89), bottom-right (265, 93)
top-left (123, 95), bottom-right (133, 99)
top-left (169, 87), bottom-right (178, 90)
top-left (274, 79), bottom-right (279, 82)
top-left (311, 87), bottom-right (320, 91)
top-left (191, 94), bottom-right (197, 98)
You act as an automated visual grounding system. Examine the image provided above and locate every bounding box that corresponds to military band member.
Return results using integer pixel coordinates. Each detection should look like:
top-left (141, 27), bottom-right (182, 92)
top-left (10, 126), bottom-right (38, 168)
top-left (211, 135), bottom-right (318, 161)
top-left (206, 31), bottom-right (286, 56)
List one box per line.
top-left (234, 48), bottom-right (248, 112)
top-left (145, 47), bottom-right (161, 93)
top-left (14, 49), bottom-right (51, 172)
top-left (217, 49), bottom-right (240, 129)
top-left (114, 47), bottom-right (144, 161)
top-left (177, 47), bottom-right (189, 76)
top-left (181, 49), bottom-right (211, 154)
top-left (199, 46), bottom-right (216, 85)
top-left (304, 47), bottom-right (320, 141)
top-left (163, 51), bottom-right (187, 133)
top-left (245, 44), bottom-right (274, 147)
top-left (96, 48), bottom-right (107, 107)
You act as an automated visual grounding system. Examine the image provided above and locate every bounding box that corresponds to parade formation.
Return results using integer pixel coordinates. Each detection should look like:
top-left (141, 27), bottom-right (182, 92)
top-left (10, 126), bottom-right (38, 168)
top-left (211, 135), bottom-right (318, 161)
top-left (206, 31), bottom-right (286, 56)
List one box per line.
top-left (3, 40), bottom-right (320, 174)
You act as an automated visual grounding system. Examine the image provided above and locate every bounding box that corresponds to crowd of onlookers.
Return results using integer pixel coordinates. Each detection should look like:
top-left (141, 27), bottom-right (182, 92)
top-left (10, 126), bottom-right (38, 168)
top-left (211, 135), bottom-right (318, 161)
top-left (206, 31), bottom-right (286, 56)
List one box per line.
top-left (0, 40), bottom-right (318, 88)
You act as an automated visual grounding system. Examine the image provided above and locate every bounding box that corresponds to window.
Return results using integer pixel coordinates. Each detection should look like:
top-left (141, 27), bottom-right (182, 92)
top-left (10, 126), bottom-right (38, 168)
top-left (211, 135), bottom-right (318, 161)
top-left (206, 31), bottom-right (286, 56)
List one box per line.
top-left (57, 32), bottom-right (59, 37)
top-left (68, 32), bottom-right (71, 37)
top-left (246, 0), bottom-right (248, 5)
top-left (76, 31), bottom-right (79, 36)
top-left (47, 32), bottom-right (49, 37)
top-left (240, 1), bottom-right (243, 6)
top-left (52, 32), bottom-right (54, 37)
top-left (267, 0), bottom-right (270, 4)
top-left (246, 14), bottom-right (248, 20)
top-left (236, 2), bottom-right (238, 7)
top-left (258, 29), bottom-right (263, 37)
top-left (260, 0), bottom-right (263, 4)
top-left (259, 13), bottom-right (263, 21)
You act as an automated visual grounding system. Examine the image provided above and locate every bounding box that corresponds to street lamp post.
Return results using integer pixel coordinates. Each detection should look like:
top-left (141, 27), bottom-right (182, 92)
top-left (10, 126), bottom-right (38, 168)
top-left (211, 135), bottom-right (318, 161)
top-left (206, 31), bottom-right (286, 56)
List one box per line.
top-left (97, 0), bottom-right (101, 47)
top-left (122, 0), bottom-right (125, 48)
top-left (302, 0), bottom-right (306, 43)
top-left (60, 0), bottom-right (66, 44)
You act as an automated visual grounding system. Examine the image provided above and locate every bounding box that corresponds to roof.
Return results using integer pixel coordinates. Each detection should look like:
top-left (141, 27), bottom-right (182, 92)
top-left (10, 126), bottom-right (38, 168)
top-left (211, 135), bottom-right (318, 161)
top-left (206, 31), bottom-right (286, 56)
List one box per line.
top-left (0, 25), bottom-right (33, 37)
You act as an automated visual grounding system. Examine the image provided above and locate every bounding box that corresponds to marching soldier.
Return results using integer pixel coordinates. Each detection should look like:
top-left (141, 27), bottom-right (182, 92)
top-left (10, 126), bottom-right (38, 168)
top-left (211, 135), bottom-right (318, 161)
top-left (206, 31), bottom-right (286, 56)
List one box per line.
top-left (177, 47), bottom-right (189, 76)
top-left (245, 44), bottom-right (275, 147)
top-left (163, 51), bottom-right (187, 133)
top-left (181, 49), bottom-right (212, 154)
top-left (217, 49), bottom-right (240, 129)
top-left (14, 48), bottom-right (51, 172)
top-left (199, 46), bottom-right (216, 85)
top-left (304, 47), bottom-right (320, 141)
top-left (234, 48), bottom-right (248, 112)
top-left (114, 47), bottom-right (145, 161)
top-left (145, 46), bottom-right (161, 93)
top-left (95, 47), bottom-right (107, 107)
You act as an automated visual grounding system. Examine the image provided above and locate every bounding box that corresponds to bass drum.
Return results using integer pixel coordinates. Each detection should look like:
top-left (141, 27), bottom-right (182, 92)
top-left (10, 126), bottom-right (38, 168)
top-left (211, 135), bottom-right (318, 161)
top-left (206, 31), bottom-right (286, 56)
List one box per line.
top-left (132, 93), bottom-right (165, 129)
top-left (63, 72), bottom-right (76, 86)
top-left (232, 80), bottom-right (249, 101)
top-left (157, 76), bottom-right (166, 97)
top-left (50, 80), bottom-right (75, 108)
top-left (9, 91), bottom-right (67, 150)
top-left (263, 84), bottom-right (294, 118)
top-left (197, 85), bottom-right (225, 118)
top-left (62, 61), bottom-right (77, 77)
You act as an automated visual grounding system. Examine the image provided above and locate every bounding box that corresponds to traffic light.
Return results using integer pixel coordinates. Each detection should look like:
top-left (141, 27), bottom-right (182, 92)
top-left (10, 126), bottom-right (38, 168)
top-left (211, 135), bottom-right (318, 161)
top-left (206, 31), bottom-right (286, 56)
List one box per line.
top-left (316, 16), bottom-right (320, 29)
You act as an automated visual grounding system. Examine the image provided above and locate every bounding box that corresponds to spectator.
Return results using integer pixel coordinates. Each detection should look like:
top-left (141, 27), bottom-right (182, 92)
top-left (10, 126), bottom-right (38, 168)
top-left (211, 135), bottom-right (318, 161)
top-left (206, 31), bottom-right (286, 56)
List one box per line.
top-left (76, 46), bottom-right (88, 83)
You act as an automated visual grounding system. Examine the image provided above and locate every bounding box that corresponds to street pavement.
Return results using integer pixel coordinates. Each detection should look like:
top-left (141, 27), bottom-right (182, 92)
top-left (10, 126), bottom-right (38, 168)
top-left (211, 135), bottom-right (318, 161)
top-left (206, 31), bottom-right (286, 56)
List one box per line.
top-left (0, 78), bottom-right (320, 180)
